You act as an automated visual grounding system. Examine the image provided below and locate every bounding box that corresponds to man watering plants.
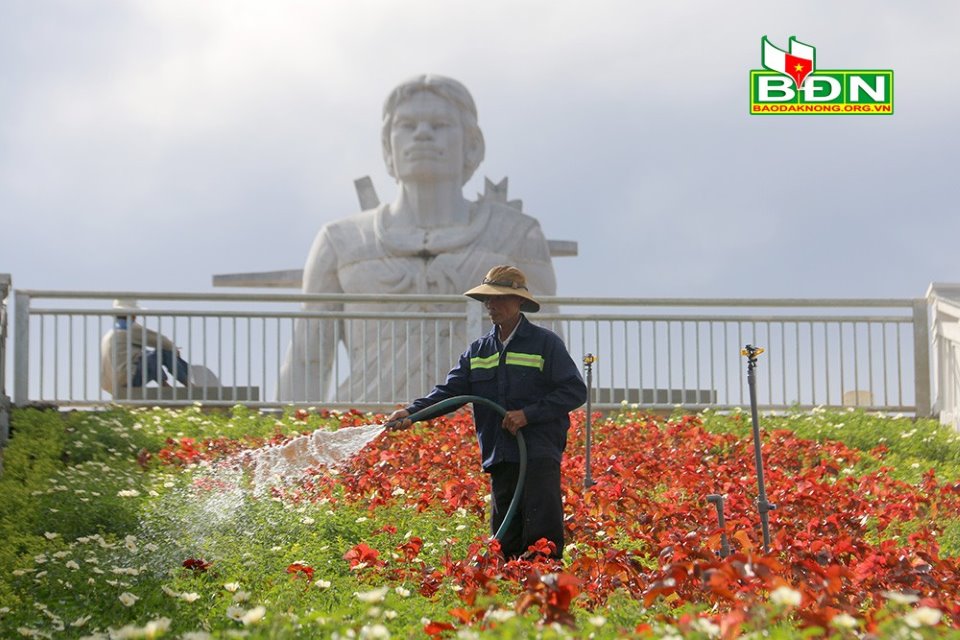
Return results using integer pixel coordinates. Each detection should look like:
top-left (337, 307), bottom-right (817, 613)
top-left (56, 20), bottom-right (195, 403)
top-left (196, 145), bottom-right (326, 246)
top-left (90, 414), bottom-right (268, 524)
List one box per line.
top-left (385, 265), bottom-right (586, 559)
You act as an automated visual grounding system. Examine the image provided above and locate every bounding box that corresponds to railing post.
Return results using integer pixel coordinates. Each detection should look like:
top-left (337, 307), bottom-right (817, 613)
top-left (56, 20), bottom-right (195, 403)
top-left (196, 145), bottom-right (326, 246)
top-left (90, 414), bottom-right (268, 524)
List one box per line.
top-left (466, 300), bottom-right (482, 342)
top-left (913, 299), bottom-right (932, 417)
top-left (14, 291), bottom-right (30, 407)
top-left (1, 274), bottom-right (10, 449)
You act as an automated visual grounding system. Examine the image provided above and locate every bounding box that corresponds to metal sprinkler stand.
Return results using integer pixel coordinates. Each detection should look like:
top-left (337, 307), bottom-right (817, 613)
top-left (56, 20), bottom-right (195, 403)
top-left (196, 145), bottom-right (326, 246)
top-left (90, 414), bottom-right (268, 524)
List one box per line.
top-left (583, 353), bottom-right (596, 489)
top-left (741, 344), bottom-right (776, 554)
top-left (705, 494), bottom-right (730, 558)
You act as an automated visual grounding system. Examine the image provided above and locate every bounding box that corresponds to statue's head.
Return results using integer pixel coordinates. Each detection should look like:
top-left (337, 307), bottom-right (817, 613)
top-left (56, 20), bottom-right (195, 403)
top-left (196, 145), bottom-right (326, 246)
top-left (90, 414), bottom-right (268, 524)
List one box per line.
top-left (381, 74), bottom-right (486, 186)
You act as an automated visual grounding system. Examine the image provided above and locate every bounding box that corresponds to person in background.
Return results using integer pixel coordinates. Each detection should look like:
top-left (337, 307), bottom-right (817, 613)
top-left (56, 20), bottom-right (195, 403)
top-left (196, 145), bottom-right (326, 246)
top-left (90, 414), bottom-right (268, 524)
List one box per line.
top-left (385, 266), bottom-right (585, 559)
top-left (100, 298), bottom-right (189, 396)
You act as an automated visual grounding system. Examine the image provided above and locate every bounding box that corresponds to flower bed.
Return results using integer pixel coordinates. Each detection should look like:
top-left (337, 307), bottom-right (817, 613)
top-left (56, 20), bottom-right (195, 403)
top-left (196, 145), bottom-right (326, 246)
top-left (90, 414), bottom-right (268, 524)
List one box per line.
top-left (1, 405), bottom-right (959, 638)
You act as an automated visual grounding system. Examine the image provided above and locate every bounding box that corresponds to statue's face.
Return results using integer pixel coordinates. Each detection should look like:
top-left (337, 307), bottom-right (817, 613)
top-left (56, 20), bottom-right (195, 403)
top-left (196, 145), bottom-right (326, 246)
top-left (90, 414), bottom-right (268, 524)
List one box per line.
top-left (389, 91), bottom-right (464, 184)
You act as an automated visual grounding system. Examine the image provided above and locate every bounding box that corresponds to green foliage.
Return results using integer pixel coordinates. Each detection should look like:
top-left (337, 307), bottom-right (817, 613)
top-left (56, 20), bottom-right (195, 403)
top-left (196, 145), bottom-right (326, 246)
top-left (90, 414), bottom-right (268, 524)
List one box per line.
top-left (2, 406), bottom-right (959, 638)
top-left (697, 407), bottom-right (960, 482)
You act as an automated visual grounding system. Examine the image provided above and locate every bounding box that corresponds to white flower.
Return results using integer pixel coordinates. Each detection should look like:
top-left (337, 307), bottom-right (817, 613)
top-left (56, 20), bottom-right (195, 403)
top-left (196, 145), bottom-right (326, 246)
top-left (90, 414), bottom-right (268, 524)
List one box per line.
top-left (691, 618), bottom-right (721, 638)
top-left (226, 606), bottom-right (246, 622)
top-left (587, 614), bottom-right (606, 627)
top-left (354, 586), bottom-right (389, 603)
top-left (124, 535), bottom-right (138, 553)
top-left (241, 606), bottom-right (267, 625)
top-left (882, 591), bottom-right (920, 605)
top-left (394, 586), bottom-right (410, 597)
top-left (301, 517), bottom-right (315, 525)
top-left (359, 624), bottom-right (390, 639)
top-left (161, 585), bottom-right (179, 598)
top-left (769, 586), bottom-right (801, 607)
top-left (43, 532), bottom-right (59, 540)
top-left (903, 606), bottom-right (942, 628)
top-left (70, 615), bottom-right (91, 627)
top-left (143, 617), bottom-right (172, 638)
top-left (486, 609), bottom-right (516, 622)
top-left (182, 633), bottom-right (213, 640)
top-left (33, 555), bottom-right (47, 565)
top-left (356, 517), bottom-right (369, 523)
top-left (117, 489), bottom-right (141, 498)
top-left (314, 579), bottom-right (332, 590)
top-left (118, 591), bottom-right (139, 607)
top-left (223, 582), bottom-right (241, 592)
top-left (180, 592), bottom-right (201, 603)
top-left (232, 591), bottom-right (251, 603)
top-left (65, 560), bottom-right (80, 571)
top-left (830, 613), bottom-right (858, 629)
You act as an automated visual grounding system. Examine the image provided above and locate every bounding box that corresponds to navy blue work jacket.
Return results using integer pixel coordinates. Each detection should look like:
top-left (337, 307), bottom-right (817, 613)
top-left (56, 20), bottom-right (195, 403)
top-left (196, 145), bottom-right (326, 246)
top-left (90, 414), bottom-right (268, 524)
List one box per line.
top-left (405, 315), bottom-right (587, 469)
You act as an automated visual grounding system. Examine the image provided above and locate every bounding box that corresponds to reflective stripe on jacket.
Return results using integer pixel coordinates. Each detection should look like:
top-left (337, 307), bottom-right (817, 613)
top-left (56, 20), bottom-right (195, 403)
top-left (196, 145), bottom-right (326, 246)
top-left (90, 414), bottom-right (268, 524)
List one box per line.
top-left (406, 315), bottom-right (586, 469)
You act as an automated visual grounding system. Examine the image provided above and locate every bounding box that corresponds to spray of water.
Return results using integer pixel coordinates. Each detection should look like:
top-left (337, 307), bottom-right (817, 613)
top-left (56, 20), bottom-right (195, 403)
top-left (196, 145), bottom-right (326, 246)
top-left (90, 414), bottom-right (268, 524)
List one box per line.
top-left (246, 423), bottom-right (386, 495)
top-left (137, 422), bottom-right (387, 573)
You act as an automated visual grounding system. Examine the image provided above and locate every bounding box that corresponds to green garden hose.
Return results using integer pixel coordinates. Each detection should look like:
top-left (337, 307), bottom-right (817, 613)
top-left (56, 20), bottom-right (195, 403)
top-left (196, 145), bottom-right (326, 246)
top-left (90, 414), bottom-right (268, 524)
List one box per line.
top-left (390, 395), bottom-right (526, 543)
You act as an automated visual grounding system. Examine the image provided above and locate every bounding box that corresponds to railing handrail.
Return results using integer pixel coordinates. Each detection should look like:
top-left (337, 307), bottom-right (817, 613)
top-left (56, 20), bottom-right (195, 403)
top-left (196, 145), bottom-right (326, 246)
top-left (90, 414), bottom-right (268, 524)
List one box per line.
top-left (18, 288), bottom-right (918, 309)
top-left (9, 286), bottom-right (943, 415)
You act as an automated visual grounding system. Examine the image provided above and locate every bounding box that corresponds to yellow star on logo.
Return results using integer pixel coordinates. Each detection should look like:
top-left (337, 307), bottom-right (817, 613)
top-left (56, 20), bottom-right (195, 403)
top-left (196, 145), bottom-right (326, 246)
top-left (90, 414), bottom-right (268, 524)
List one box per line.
top-left (794, 63), bottom-right (806, 72)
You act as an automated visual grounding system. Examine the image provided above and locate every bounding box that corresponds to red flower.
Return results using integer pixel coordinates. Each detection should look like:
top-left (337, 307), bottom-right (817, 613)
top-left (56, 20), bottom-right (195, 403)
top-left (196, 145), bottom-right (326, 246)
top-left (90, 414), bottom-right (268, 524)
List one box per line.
top-left (182, 557), bottom-right (212, 573)
top-left (397, 537), bottom-right (424, 562)
top-left (286, 562), bottom-right (315, 582)
top-left (343, 542), bottom-right (382, 569)
top-left (423, 620), bottom-right (456, 636)
top-left (515, 571), bottom-right (581, 627)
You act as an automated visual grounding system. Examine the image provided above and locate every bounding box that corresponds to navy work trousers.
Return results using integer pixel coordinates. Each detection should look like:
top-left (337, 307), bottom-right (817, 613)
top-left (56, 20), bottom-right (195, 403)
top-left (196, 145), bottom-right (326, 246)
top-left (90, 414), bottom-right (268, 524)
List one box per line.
top-left (489, 457), bottom-right (564, 559)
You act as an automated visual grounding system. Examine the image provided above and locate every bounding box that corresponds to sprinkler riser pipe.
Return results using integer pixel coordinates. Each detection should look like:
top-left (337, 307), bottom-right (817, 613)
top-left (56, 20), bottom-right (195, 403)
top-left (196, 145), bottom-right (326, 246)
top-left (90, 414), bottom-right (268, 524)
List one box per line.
top-left (744, 346), bottom-right (775, 554)
top-left (583, 354), bottom-right (595, 489)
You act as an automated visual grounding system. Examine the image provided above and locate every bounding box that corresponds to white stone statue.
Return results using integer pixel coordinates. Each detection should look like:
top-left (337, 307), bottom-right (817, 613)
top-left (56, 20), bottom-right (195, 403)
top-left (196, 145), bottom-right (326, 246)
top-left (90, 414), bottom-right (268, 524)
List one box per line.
top-left (279, 74), bottom-right (557, 402)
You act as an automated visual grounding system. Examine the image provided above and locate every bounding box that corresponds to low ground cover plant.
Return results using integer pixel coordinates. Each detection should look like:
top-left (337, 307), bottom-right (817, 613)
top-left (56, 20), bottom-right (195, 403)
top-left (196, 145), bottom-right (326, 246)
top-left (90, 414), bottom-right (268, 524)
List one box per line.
top-left (0, 404), bottom-right (958, 638)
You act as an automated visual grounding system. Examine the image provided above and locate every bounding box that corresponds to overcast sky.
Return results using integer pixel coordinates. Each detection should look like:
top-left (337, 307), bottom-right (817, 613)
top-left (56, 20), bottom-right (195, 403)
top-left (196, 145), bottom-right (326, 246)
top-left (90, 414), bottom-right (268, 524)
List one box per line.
top-left (2, 0), bottom-right (958, 301)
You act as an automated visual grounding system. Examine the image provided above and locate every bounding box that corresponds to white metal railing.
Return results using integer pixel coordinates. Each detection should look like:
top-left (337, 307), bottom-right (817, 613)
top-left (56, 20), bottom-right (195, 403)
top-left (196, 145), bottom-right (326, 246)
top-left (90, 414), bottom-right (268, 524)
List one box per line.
top-left (1, 274), bottom-right (10, 448)
top-left (11, 289), bottom-right (932, 415)
top-left (929, 283), bottom-right (960, 431)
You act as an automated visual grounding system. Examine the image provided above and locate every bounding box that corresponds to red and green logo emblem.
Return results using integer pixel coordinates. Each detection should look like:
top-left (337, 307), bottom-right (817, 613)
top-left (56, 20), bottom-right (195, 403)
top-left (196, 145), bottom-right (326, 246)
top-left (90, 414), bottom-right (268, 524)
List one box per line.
top-left (762, 36), bottom-right (815, 89)
top-left (750, 36), bottom-right (893, 115)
